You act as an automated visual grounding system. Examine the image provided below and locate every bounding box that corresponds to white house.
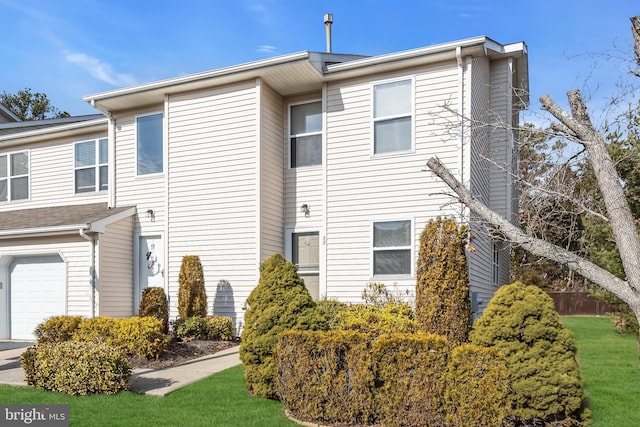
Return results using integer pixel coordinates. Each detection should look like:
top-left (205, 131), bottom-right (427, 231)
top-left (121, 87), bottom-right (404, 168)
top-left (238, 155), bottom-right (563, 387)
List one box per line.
top-left (0, 36), bottom-right (528, 339)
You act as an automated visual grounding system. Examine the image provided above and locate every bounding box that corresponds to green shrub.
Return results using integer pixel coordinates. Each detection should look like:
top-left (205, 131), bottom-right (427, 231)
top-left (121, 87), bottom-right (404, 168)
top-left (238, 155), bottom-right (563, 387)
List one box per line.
top-left (33, 315), bottom-right (83, 344)
top-left (470, 281), bottom-right (590, 426)
top-left (139, 287), bottom-right (169, 334)
top-left (174, 316), bottom-right (209, 340)
top-left (444, 344), bottom-right (511, 427)
top-left (336, 301), bottom-right (415, 337)
top-left (372, 333), bottom-right (449, 427)
top-left (73, 316), bottom-right (168, 359)
top-left (275, 330), bottom-right (374, 425)
top-left (206, 316), bottom-right (234, 340)
top-left (240, 253), bottom-right (318, 399)
top-left (22, 341), bottom-right (131, 395)
top-left (415, 216), bottom-right (471, 346)
top-left (178, 255), bottom-right (208, 318)
top-left (312, 299), bottom-right (347, 331)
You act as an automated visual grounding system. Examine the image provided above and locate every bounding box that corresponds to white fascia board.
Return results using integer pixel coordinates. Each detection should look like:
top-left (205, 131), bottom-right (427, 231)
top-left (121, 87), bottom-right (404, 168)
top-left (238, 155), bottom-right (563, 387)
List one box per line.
top-left (0, 225), bottom-right (88, 238)
top-left (84, 51), bottom-right (311, 105)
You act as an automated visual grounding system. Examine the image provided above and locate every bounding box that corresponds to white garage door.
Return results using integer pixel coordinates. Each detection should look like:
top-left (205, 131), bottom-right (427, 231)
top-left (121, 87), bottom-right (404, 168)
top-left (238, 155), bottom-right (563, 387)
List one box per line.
top-left (10, 255), bottom-right (66, 340)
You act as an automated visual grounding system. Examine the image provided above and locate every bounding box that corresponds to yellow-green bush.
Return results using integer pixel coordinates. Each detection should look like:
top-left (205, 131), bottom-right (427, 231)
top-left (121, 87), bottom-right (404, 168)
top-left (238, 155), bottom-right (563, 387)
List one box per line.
top-left (275, 330), bottom-right (374, 426)
top-left (21, 341), bottom-right (131, 395)
top-left (33, 315), bottom-right (83, 344)
top-left (73, 316), bottom-right (168, 359)
top-left (240, 253), bottom-right (318, 399)
top-left (206, 315), bottom-right (234, 340)
top-left (139, 287), bottom-right (169, 334)
top-left (471, 281), bottom-right (590, 426)
top-left (336, 301), bottom-right (415, 337)
top-left (444, 344), bottom-right (511, 427)
top-left (178, 255), bottom-right (208, 318)
top-left (373, 333), bottom-right (449, 427)
top-left (415, 217), bottom-right (471, 346)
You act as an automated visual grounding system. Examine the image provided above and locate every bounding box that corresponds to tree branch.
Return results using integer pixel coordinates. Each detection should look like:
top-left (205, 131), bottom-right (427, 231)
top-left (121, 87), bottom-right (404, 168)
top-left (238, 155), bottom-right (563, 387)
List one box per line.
top-left (425, 157), bottom-right (637, 304)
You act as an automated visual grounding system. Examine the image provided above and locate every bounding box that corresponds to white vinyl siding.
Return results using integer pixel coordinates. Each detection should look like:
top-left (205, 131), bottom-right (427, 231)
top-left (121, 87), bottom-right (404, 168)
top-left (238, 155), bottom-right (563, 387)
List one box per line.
top-left (372, 78), bottom-right (413, 154)
top-left (0, 150), bottom-right (29, 202)
top-left (136, 113), bottom-right (163, 176)
top-left (259, 81), bottom-right (285, 261)
top-left (75, 138), bottom-right (108, 193)
top-left (324, 65), bottom-right (460, 302)
top-left (96, 216), bottom-right (134, 317)
top-left (165, 82), bottom-right (258, 324)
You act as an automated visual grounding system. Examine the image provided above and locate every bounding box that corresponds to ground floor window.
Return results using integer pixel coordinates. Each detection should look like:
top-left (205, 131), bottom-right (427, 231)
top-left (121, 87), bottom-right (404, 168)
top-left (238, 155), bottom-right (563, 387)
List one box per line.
top-left (373, 220), bottom-right (411, 275)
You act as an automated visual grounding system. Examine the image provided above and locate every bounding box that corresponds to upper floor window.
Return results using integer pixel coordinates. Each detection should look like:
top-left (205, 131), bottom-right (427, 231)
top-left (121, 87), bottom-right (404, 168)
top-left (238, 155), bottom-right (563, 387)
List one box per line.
top-left (290, 101), bottom-right (322, 168)
top-left (75, 138), bottom-right (108, 193)
top-left (373, 79), bottom-right (413, 154)
top-left (0, 151), bottom-right (29, 202)
top-left (373, 220), bottom-right (412, 275)
top-left (137, 113), bottom-right (163, 175)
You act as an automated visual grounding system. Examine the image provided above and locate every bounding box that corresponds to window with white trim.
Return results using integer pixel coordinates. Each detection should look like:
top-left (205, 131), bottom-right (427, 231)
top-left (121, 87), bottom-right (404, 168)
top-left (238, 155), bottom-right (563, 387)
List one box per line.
top-left (290, 101), bottom-right (322, 167)
top-left (137, 113), bottom-right (163, 175)
top-left (0, 150), bottom-right (29, 202)
top-left (373, 79), bottom-right (413, 154)
top-left (75, 138), bottom-right (108, 193)
top-left (373, 220), bottom-right (411, 275)
top-left (492, 242), bottom-right (500, 285)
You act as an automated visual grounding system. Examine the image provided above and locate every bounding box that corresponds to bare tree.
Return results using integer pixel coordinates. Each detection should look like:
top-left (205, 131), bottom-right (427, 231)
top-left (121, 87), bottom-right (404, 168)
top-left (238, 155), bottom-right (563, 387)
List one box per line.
top-left (427, 17), bottom-right (640, 340)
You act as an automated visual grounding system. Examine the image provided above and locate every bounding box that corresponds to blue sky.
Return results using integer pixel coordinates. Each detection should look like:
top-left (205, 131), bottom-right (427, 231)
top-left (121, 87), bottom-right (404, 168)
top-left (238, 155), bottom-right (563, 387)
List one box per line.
top-left (1, 0), bottom-right (638, 123)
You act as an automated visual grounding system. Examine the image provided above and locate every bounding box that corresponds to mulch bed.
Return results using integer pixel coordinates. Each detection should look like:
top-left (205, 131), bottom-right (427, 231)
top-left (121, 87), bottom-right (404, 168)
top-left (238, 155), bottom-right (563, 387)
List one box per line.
top-left (130, 338), bottom-right (240, 370)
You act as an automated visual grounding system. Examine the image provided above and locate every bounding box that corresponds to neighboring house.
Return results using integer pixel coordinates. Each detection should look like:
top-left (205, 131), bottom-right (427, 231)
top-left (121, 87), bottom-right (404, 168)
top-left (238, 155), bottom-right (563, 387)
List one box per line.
top-left (0, 36), bottom-right (528, 339)
top-left (0, 103), bottom-right (21, 124)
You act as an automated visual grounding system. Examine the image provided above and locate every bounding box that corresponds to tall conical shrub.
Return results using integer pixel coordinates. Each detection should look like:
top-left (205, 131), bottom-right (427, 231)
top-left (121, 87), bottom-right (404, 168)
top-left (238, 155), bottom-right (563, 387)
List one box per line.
top-left (240, 253), bottom-right (317, 399)
top-left (415, 217), bottom-right (471, 346)
top-left (177, 255), bottom-right (207, 318)
top-left (139, 287), bottom-right (169, 334)
top-left (470, 281), bottom-right (590, 426)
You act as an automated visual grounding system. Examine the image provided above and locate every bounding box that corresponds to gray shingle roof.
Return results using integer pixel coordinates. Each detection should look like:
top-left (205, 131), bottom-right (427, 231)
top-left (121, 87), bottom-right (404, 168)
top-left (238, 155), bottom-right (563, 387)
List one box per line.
top-left (0, 202), bottom-right (135, 234)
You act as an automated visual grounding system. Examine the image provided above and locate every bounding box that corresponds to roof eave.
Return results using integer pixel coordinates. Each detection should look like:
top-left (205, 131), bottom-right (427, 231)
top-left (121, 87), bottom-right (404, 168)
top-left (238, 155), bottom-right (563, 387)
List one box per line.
top-left (0, 117), bottom-right (108, 147)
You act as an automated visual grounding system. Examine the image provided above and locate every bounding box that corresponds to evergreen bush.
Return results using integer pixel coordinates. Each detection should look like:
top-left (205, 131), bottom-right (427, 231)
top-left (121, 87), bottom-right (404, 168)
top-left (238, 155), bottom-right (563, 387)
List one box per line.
top-left (205, 315), bottom-right (234, 340)
top-left (240, 253), bottom-right (317, 398)
top-left (415, 217), bottom-right (471, 346)
top-left (33, 315), bottom-right (82, 344)
top-left (444, 344), bottom-right (510, 427)
top-left (138, 287), bottom-right (169, 334)
top-left (470, 281), bottom-right (590, 426)
top-left (174, 316), bottom-right (209, 340)
top-left (178, 255), bottom-right (208, 318)
top-left (336, 301), bottom-right (415, 337)
top-left (22, 341), bottom-right (131, 395)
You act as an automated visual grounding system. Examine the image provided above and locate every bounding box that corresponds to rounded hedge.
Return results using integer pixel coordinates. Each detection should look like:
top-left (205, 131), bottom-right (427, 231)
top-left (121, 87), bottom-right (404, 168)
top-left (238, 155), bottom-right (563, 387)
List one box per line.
top-left (470, 281), bottom-right (590, 426)
top-left (139, 287), bottom-right (169, 334)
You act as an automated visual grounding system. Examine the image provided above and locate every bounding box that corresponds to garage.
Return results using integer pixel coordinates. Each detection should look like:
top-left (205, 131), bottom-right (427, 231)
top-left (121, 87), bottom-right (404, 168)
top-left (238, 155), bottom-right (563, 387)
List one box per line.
top-left (9, 255), bottom-right (66, 340)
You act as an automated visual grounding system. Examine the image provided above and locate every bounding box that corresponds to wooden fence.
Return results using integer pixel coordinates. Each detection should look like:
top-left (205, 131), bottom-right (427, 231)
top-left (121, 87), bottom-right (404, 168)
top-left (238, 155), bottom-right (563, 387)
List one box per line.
top-left (547, 292), bottom-right (611, 316)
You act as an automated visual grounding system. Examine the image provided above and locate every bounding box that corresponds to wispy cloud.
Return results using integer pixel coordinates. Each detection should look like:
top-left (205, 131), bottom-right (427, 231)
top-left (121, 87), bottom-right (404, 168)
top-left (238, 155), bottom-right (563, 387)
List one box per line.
top-left (257, 45), bottom-right (277, 54)
top-left (65, 52), bottom-right (138, 87)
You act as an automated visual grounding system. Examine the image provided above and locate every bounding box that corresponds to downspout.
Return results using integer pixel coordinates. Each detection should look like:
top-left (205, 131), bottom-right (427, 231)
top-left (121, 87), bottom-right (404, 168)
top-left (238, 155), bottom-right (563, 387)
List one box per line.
top-left (79, 229), bottom-right (96, 318)
top-left (456, 46), bottom-right (466, 221)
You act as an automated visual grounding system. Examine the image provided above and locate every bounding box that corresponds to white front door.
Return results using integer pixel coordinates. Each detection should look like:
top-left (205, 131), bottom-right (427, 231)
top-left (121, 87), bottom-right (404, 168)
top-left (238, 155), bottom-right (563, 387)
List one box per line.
top-left (135, 235), bottom-right (164, 312)
top-left (10, 255), bottom-right (66, 340)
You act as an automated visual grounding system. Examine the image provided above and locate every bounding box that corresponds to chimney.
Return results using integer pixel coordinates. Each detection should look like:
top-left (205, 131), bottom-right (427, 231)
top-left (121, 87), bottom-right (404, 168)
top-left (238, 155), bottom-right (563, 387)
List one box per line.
top-left (324, 13), bottom-right (333, 53)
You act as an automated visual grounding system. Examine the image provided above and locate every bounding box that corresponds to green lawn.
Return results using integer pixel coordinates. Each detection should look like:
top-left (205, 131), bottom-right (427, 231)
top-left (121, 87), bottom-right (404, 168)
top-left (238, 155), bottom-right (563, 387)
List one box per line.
top-left (563, 316), bottom-right (640, 427)
top-left (0, 365), bottom-right (299, 426)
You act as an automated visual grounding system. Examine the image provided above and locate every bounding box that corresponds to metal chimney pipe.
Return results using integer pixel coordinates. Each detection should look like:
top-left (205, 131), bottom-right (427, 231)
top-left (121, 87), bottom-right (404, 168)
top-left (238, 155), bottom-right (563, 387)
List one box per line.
top-left (324, 13), bottom-right (333, 53)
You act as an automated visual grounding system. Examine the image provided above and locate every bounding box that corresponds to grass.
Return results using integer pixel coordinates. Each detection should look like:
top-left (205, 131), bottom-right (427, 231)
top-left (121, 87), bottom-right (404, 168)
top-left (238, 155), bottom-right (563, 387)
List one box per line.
top-left (0, 365), bottom-right (299, 426)
top-left (563, 316), bottom-right (640, 427)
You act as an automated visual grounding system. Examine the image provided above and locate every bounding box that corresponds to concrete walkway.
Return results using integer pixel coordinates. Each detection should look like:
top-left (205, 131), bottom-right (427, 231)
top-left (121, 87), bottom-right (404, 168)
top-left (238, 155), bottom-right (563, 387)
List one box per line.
top-left (0, 341), bottom-right (241, 397)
